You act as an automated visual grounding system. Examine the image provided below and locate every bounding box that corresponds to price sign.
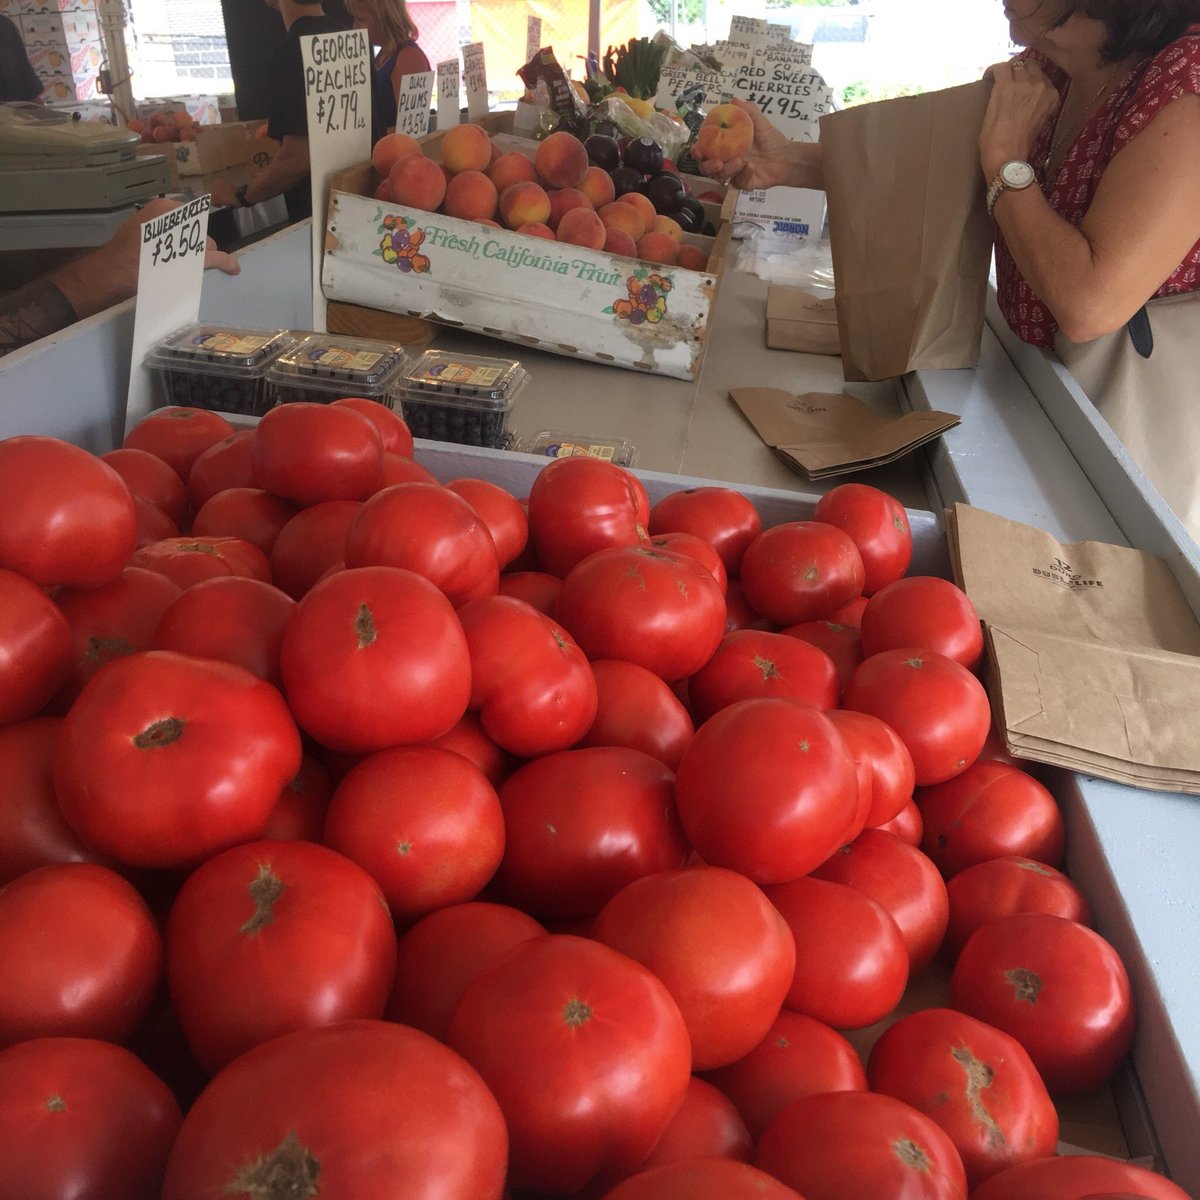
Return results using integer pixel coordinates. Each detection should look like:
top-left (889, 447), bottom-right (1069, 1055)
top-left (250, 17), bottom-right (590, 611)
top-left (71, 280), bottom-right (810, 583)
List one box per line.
top-left (727, 14), bottom-right (769, 52)
top-left (462, 42), bottom-right (488, 122)
top-left (396, 69), bottom-right (433, 138)
top-left (731, 64), bottom-right (831, 137)
top-left (526, 15), bottom-right (542, 64)
top-left (767, 22), bottom-right (791, 40)
top-left (302, 28), bottom-right (371, 331)
top-left (126, 195), bottom-right (211, 432)
top-left (436, 58), bottom-right (460, 129)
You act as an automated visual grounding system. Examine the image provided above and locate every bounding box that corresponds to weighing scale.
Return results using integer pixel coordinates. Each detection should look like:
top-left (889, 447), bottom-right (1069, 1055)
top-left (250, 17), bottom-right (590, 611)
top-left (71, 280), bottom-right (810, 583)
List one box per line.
top-left (0, 102), bottom-right (171, 214)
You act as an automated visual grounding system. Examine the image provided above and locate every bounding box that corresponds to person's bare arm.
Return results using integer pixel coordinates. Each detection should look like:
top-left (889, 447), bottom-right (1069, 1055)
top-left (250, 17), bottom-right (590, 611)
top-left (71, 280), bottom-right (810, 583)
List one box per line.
top-left (210, 134), bottom-right (311, 208)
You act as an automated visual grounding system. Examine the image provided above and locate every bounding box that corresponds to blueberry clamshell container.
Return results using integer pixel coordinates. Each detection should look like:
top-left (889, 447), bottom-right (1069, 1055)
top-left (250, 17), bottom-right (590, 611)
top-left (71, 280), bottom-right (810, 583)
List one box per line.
top-left (264, 333), bottom-right (410, 408)
top-left (516, 429), bottom-right (638, 468)
top-left (396, 351), bottom-right (527, 449)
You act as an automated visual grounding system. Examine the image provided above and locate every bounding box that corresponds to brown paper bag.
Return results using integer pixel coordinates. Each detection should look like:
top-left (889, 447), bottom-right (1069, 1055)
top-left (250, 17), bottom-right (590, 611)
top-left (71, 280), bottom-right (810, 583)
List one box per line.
top-left (729, 387), bottom-right (960, 479)
top-left (819, 81), bottom-right (994, 382)
top-left (947, 503), bottom-right (1200, 794)
top-left (766, 286), bottom-right (841, 356)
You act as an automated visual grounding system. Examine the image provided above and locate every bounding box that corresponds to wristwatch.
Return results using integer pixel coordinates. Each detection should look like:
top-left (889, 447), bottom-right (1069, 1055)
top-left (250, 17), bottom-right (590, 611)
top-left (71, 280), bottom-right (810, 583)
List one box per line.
top-left (986, 160), bottom-right (1036, 219)
top-left (234, 183), bottom-right (251, 208)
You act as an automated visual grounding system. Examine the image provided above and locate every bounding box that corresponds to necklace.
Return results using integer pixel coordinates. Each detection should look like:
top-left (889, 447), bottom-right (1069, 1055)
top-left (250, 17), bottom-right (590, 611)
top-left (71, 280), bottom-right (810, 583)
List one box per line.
top-left (1041, 63), bottom-right (1129, 176)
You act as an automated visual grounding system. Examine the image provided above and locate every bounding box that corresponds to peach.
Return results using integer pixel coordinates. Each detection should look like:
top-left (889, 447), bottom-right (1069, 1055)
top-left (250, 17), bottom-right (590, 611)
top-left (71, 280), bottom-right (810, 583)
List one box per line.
top-left (599, 201), bottom-right (646, 242)
top-left (617, 190), bottom-right (656, 231)
top-left (534, 130), bottom-right (589, 189)
top-left (444, 170), bottom-right (499, 222)
top-left (517, 221), bottom-right (555, 240)
top-left (388, 153), bottom-right (447, 212)
top-left (488, 151), bottom-right (537, 193)
top-left (374, 178), bottom-right (395, 202)
top-left (678, 243), bottom-right (709, 271)
top-left (547, 187), bottom-right (592, 231)
top-left (603, 228), bottom-right (638, 258)
top-left (651, 215), bottom-right (684, 243)
top-left (694, 102), bottom-right (754, 162)
top-left (556, 207), bottom-right (606, 251)
top-left (636, 232), bottom-right (679, 266)
top-left (477, 218), bottom-right (501, 228)
top-left (372, 132), bottom-right (421, 176)
top-left (499, 181), bottom-right (551, 230)
top-left (579, 165), bottom-right (615, 210)
top-left (440, 123), bottom-right (492, 174)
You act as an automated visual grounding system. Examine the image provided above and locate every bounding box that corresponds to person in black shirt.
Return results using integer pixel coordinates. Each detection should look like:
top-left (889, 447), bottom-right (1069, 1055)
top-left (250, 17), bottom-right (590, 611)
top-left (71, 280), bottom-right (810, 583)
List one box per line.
top-left (1, 14), bottom-right (43, 102)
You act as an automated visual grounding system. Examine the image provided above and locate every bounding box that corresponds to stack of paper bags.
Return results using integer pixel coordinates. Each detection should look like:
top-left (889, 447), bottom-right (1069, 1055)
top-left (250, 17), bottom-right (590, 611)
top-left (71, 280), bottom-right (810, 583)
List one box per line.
top-left (947, 503), bottom-right (1200, 794)
top-left (729, 388), bottom-right (960, 480)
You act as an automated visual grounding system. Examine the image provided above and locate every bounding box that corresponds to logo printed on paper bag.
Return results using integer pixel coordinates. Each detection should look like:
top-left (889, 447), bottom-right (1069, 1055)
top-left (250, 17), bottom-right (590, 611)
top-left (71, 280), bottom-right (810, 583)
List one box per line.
top-left (787, 398), bottom-right (827, 414)
top-left (1032, 556), bottom-right (1105, 590)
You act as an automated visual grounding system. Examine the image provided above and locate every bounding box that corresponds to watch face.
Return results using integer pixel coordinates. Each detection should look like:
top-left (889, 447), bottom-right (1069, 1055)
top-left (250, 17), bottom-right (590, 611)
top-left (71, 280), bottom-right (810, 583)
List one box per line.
top-left (1001, 160), bottom-right (1036, 188)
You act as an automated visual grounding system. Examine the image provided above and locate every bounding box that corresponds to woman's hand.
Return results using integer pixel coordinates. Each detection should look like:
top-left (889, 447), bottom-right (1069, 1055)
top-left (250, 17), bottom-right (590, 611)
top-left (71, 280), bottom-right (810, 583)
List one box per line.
top-left (695, 96), bottom-right (796, 191)
top-left (979, 57), bottom-right (1060, 181)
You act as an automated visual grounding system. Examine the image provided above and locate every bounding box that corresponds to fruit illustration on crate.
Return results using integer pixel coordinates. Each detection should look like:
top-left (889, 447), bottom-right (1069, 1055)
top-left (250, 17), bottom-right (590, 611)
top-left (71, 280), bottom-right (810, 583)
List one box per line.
top-left (376, 213), bottom-right (431, 274)
top-left (607, 269), bottom-right (673, 326)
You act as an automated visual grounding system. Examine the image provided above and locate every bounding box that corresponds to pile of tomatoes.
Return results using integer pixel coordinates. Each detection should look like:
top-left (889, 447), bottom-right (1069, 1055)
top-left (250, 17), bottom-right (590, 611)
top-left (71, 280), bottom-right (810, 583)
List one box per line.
top-left (0, 400), bottom-right (1189, 1200)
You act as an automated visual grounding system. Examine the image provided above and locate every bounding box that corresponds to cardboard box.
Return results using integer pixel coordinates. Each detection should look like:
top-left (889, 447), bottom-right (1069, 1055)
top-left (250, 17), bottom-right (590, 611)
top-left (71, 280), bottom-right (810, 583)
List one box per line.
top-left (45, 97), bottom-right (114, 122)
top-left (37, 70), bottom-right (100, 103)
top-left (26, 38), bottom-right (100, 77)
top-left (15, 0), bottom-right (96, 14)
top-left (135, 121), bottom-right (278, 187)
top-left (18, 8), bottom-right (97, 43)
top-left (138, 95), bottom-right (221, 127)
top-left (322, 112), bottom-right (731, 382)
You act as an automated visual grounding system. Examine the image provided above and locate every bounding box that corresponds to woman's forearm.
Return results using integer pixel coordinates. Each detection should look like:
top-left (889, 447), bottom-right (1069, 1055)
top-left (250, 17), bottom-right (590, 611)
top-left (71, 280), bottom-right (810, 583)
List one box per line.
top-left (784, 141), bottom-right (825, 191)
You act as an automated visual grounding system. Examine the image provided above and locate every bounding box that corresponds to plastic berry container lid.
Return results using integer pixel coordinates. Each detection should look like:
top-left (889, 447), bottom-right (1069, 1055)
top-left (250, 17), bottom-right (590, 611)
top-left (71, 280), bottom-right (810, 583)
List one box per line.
top-left (401, 350), bottom-right (526, 402)
top-left (265, 332), bottom-right (410, 402)
top-left (517, 429), bottom-right (638, 468)
top-left (143, 323), bottom-right (294, 380)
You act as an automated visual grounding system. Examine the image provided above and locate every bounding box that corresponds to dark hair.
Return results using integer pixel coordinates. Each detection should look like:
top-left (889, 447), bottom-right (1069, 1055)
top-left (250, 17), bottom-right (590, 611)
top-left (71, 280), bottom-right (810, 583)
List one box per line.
top-left (1049, 1), bottom-right (1200, 62)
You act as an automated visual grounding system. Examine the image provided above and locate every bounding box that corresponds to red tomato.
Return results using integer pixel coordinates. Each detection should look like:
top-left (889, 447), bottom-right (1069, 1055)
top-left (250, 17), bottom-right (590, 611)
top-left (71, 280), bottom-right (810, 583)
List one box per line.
top-left (593, 866), bottom-right (796, 1070)
top-left (877, 796), bottom-right (923, 844)
top-left (647, 529), bottom-right (728, 592)
top-left (527, 456), bottom-right (650, 578)
top-left (494, 747), bottom-right (689, 921)
top-left (280, 565), bottom-right (470, 753)
top-left (843, 649), bottom-right (992, 786)
top-left (251, 402), bottom-right (385, 505)
top-left (447, 476), bottom-right (529, 569)
top-left (701, 1009), bottom-right (867, 1140)
top-left (916, 759), bottom-right (1066, 878)
top-left (648, 485), bottom-right (762, 577)
top-left (268, 499), bottom-right (361, 598)
top-left (124, 407), bottom-right (235, 480)
top-left (0, 718), bottom-right (107, 884)
top-left (186, 428), bottom-right (255, 510)
top-left (949, 913), bottom-right (1134, 1096)
top-left (190, 487), bottom-right (299, 555)
top-left (0, 864), bottom-right (161, 1048)
top-left (52, 566), bottom-right (182, 705)
top-left (640, 1076), bottom-right (752, 1169)
top-left (688, 629), bottom-right (839, 723)
top-left (824, 709), bottom-right (916, 828)
top-left (151, 575), bottom-right (296, 686)
top-left (54, 650), bottom-right (302, 869)
top-left (674, 698), bottom-right (859, 884)
top-left (345, 482), bottom-right (499, 607)
top-left (812, 828), bottom-right (948, 974)
top-left (458, 594), bottom-right (597, 756)
top-left (101, 446), bottom-right (189, 526)
top-left (261, 751), bottom-right (334, 842)
top-left (969, 1156), bottom-right (1192, 1200)
top-left (445, 933), bottom-right (692, 1194)
top-left (832, 593), bottom-right (868, 624)
top-left (0, 568), bottom-right (71, 725)
top-left (161, 1020), bottom-right (508, 1200)
top-left (860, 576), bottom-right (984, 671)
top-left (724, 577), bottom-right (774, 631)
top-left (379, 451), bottom-right (439, 486)
top-left (322, 746), bottom-right (505, 922)
top-left (755, 1090), bottom-right (968, 1200)
top-left (557, 544), bottom-right (727, 682)
top-left (739, 521), bottom-right (865, 625)
top-left (130, 535), bottom-right (271, 589)
top-left (497, 568), bottom-right (561, 615)
top-left (765, 875), bottom-right (909, 1029)
top-left (0, 437), bottom-right (136, 589)
top-left (781, 618), bottom-right (864, 690)
top-left (0, 1037), bottom-right (181, 1200)
top-left (602, 1158), bottom-right (803, 1200)
top-left (812, 482), bottom-right (913, 595)
top-left (868, 1007), bottom-right (1059, 1187)
top-left (576, 658), bottom-right (695, 770)
top-left (429, 710), bottom-right (514, 786)
top-left (166, 840), bottom-right (396, 1073)
top-left (332, 396), bottom-right (414, 456)
top-left (387, 901), bottom-right (546, 1039)
top-left (132, 494), bottom-right (180, 547)
top-left (944, 856), bottom-right (1091, 959)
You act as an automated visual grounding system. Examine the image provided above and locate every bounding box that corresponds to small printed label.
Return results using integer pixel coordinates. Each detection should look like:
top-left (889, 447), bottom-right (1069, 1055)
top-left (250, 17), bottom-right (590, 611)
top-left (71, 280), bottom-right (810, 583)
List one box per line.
top-left (436, 59), bottom-right (460, 129)
top-left (192, 330), bottom-right (271, 357)
top-left (462, 42), bottom-right (488, 122)
top-left (416, 361), bottom-right (503, 387)
top-left (1032, 557), bottom-right (1105, 589)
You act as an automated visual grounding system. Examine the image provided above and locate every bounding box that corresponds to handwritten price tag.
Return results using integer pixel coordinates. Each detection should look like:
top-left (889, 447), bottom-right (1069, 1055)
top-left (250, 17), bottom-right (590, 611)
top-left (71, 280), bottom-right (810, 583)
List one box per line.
top-left (526, 16), bottom-right (542, 64)
top-left (436, 59), bottom-right (460, 129)
top-left (396, 69), bottom-right (433, 138)
top-left (462, 42), bottom-right (488, 122)
top-left (302, 28), bottom-right (371, 330)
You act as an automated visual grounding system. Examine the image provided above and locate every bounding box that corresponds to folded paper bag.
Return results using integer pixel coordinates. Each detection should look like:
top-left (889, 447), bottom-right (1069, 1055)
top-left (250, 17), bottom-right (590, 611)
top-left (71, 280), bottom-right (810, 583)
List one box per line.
top-left (729, 387), bottom-right (960, 479)
top-left (766, 286), bottom-right (841, 356)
